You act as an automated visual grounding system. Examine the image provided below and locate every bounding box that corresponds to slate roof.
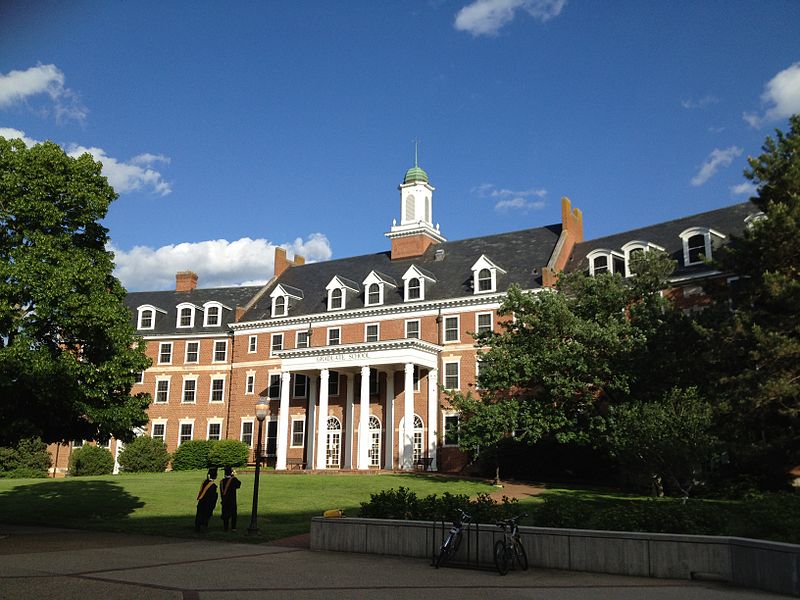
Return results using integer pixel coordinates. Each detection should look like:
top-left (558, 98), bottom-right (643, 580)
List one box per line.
top-left (125, 286), bottom-right (262, 335)
top-left (568, 202), bottom-right (758, 277)
top-left (241, 224), bottom-right (563, 322)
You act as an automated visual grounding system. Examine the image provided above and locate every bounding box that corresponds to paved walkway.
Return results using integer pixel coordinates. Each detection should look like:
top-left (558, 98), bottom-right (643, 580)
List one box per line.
top-left (0, 524), bottom-right (784, 599)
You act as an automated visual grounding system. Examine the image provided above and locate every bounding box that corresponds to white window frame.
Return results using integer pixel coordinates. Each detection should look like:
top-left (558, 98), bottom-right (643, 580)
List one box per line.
top-left (209, 376), bottom-right (226, 403)
top-left (178, 420), bottom-right (194, 446)
top-left (443, 413), bottom-right (460, 446)
top-left (207, 420), bottom-right (223, 441)
top-left (241, 420), bottom-right (254, 447)
top-left (248, 335), bottom-right (258, 354)
top-left (296, 330), bottom-right (311, 348)
top-left (443, 316), bottom-right (460, 343)
top-left (328, 327), bottom-right (341, 346)
top-left (621, 241), bottom-right (665, 277)
top-left (184, 341), bottom-right (199, 364)
top-left (154, 377), bottom-right (170, 404)
top-left (135, 371), bottom-right (144, 384)
top-left (181, 376), bottom-right (198, 404)
top-left (443, 360), bottom-right (460, 390)
top-left (366, 282), bottom-right (382, 306)
top-left (213, 339), bottom-right (228, 363)
top-left (405, 319), bottom-right (420, 339)
top-left (401, 265), bottom-right (435, 303)
top-left (271, 333), bottom-right (284, 356)
top-left (151, 421), bottom-right (167, 442)
top-left (365, 323), bottom-right (380, 343)
top-left (158, 342), bottom-right (173, 365)
top-left (470, 255), bottom-right (506, 294)
top-left (245, 372), bottom-right (255, 395)
top-left (203, 302), bottom-right (223, 327)
top-left (273, 295), bottom-right (288, 317)
top-left (176, 303), bottom-right (196, 329)
top-left (475, 312), bottom-right (493, 336)
top-left (586, 249), bottom-right (625, 276)
top-left (328, 287), bottom-right (344, 311)
top-left (137, 306), bottom-right (158, 330)
top-left (679, 227), bottom-right (725, 266)
top-left (290, 418), bottom-right (305, 448)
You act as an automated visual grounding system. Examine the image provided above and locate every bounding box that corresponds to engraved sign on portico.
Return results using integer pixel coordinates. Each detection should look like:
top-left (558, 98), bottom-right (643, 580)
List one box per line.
top-left (318, 352), bottom-right (371, 363)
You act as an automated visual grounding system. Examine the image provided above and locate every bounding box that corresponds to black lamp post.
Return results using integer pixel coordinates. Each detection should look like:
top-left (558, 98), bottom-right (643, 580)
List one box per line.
top-left (247, 401), bottom-right (268, 535)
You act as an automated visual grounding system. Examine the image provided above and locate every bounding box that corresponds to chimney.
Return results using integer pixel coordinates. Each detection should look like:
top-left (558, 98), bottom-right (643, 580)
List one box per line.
top-left (542, 197), bottom-right (584, 288)
top-left (175, 271), bottom-right (198, 292)
top-left (274, 247), bottom-right (305, 278)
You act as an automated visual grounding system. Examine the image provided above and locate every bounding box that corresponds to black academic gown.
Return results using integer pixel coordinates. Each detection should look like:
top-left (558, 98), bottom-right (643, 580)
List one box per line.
top-left (195, 479), bottom-right (218, 530)
top-left (220, 475), bottom-right (241, 529)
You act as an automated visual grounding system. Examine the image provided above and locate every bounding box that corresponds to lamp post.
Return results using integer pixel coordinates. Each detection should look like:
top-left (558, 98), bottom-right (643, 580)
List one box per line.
top-left (247, 401), bottom-right (268, 535)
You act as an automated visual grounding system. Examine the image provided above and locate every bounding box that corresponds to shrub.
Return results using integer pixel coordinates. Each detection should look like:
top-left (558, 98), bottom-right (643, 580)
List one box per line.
top-left (0, 437), bottom-right (51, 478)
top-left (359, 487), bottom-right (518, 522)
top-left (118, 436), bottom-right (170, 473)
top-left (0, 468), bottom-right (48, 479)
top-left (69, 445), bottom-right (114, 476)
top-left (207, 439), bottom-right (249, 468)
top-left (171, 440), bottom-right (216, 471)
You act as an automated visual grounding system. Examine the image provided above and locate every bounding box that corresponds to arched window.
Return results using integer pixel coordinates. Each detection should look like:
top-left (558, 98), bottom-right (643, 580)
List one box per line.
top-left (330, 288), bottom-right (343, 309)
top-left (205, 305), bottom-right (220, 326)
top-left (367, 283), bottom-right (380, 305)
top-left (139, 308), bottom-right (154, 329)
top-left (326, 416), bottom-right (341, 468)
top-left (412, 414), bottom-right (424, 462)
top-left (407, 278), bottom-right (421, 300)
top-left (477, 268), bottom-right (492, 291)
top-left (687, 234), bottom-right (706, 264)
top-left (368, 415), bottom-right (381, 467)
top-left (274, 296), bottom-right (287, 316)
top-left (592, 255), bottom-right (608, 274)
top-left (405, 195), bottom-right (415, 221)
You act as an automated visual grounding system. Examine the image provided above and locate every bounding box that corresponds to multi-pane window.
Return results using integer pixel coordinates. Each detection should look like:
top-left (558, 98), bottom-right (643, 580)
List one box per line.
top-left (407, 278), bottom-right (421, 300)
top-left (293, 374), bottom-right (308, 398)
top-left (365, 324), bottom-right (379, 343)
top-left (248, 335), bottom-right (257, 353)
top-left (206, 305), bottom-right (220, 326)
top-left (139, 309), bottom-right (153, 329)
top-left (246, 374), bottom-right (255, 395)
top-left (213, 340), bottom-right (227, 362)
top-left (159, 342), bottom-right (172, 364)
top-left (328, 328), bottom-right (341, 346)
top-left (241, 421), bottom-right (254, 446)
top-left (178, 307), bottom-right (193, 327)
top-left (330, 288), bottom-right (343, 309)
top-left (444, 415), bottom-right (460, 445)
top-left (291, 419), bottom-right (305, 447)
top-left (367, 283), bottom-right (381, 305)
top-left (152, 423), bottom-right (165, 441)
top-left (444, 362), bottom-right (460, 390)
top-left (179, 423), bottom-right (193, 445)
top-left (210, 378), bottom-right (225, 402)
top-left (328, 371), bottom-right (340, 396)
top-left (155, 379), bottom-right (169, 403)
top-left (592, 255), bottom-right (609, 274)
top-left (182, 379), bottom-right (196, 403)
top-left (185, 341), bottom-right (199, 363)
top-left (135, 371), bottom-right (144, 384)
top-left (296, 330), bottom-right (310, 348)
top-left (271, 333), bottom-right (283, 355)
top-left (477, 268), bottom-right (492, 292)
top-left (444, 316), bottom-right (459, 342)
top-left (274, 296), bottom-right (287, 316)
top-left (687, 234), bottom-right (706, 264)
top-left (208, 422), bottom-right (222, 441)
top-left (476, 313), bottom-right (493, 335)
top-left (268, 374), bottom-right (281, 399)
top-left (405, 320), bottom-right (420, 339)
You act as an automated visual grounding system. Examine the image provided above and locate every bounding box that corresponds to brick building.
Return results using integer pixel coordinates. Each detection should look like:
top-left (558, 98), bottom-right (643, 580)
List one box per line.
top-left (48, 162), bottom-right (760, 475)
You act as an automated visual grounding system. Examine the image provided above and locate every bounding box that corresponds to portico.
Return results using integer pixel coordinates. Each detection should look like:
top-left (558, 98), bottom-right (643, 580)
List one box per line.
top-left (269, 339), bottom-right (441, 472)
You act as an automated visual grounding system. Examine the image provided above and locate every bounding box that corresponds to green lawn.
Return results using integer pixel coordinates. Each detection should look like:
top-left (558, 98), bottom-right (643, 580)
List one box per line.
top-left (0, 471), bottom-right (496, 543)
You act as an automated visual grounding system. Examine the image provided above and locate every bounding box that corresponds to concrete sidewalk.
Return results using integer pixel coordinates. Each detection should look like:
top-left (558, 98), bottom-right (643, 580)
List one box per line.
top-left (0, 524), bottom-right (785, 599)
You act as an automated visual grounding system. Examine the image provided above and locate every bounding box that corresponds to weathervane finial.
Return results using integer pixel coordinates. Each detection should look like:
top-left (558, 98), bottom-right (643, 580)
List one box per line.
top-left (413, 137), bottom-right (420, 167)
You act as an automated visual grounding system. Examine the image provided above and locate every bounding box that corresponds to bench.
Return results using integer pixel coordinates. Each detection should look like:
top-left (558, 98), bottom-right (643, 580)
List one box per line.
top-left (414, 457), bottom-right (434, 471)
top-left (286, 457), bottom-right (306, 470)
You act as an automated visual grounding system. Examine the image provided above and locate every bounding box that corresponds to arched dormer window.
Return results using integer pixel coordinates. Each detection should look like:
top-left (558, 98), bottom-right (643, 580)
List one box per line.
top-left (586, 249), bottom-right (625, 276)
top-left (745, 212), bottom-right (766, 228)
top-left (269, 284), bottom-right (303, 319)
top-left (367, 283), bottom-right (380, 305)
top-left (621, 241), bottom-right (666, 277)
top-left (362, 271), bottom-right (397, 307)
top-left (274, 296), bottom-right (287, 316)
top-left (203, 301), bottom-right (226, 327)
top-left (325, 276), bottom-right (359, 312)
top-left (470, 255), bottom-right (506, 294)
top-left (137, 304), bottom-right (165, 330)
top-left (401, 265), bottom-right (436, 303)
top-left (331, 288), bottom-right (343, 309)
top-left (679, 227), bottom-right (726, 267)
top-left (176, 303), bottom-right (197, 328)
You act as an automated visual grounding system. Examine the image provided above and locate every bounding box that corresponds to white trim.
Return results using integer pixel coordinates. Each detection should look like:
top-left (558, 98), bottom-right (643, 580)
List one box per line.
top-left (327, 326), bottom-right (341, 346)
top-left (442, 412), bottom-right (460, 447)
top-left (212, 339), bottom-right (228, 363)
top-left (296, 329), bottom-right (311, 348)
top-left (150, 420), bottom-right (167, 442)
top-left (240, 419), bottom-right (255, 447)
top-left (587, 249), bottom-right (625, 276)
top-left (621, 241), bottom-right (665, 278)
top-left (136, 304), bottom-right (163, 330)
top-left (290, 417), bottom-right (305, 448)
top-left (475, 311), bottom-right (493, 336)
top-left (365, 322), bottom-right (380, 343)
top-left (184, 340), bottom-right (200, 364)
top-left (470, 255), bottom-right (506, 294)
top-left (271, 332), bottom-right (284, 356)
top-left (405, 318), bottom-right (420, 339)
top-left (154, 376), bottom-right (171, 404)
top-left (158, 341), bottom-right (173, 365)
top-left (178, 419), bottom-right (195, 446)
top-left (206, 418), bottom-right (223, 441)
top-left (443, 315), bottom-right (460, 343)
top-left (181, 375), bottom-right (198, 404)
top-left (209, 375), bottom-right (226, 403)
top-left (679, 227), bottom-right (725, 266)
top-left (202, 302), bottom-right (224, 327)
top-left (176, 303), bottom-right (198, 329)
top-left (442, 359), bottom-right (461, 390)
top-left (245, 371), bottom-right (256, 395)
top-left (248, 335), bottom-right (258, 354)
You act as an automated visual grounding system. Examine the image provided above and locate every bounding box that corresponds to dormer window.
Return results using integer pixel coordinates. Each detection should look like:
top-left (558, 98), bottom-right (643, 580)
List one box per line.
top-left (325, 276), bottom-right (359, 312)
top-left (745, 212), bottom-right (766, 228)
top-left (401, 265), bottom-right (436, 302)
top-left (679, 227), bottom-right (725, 266)
top-left (176, 303), bottom-right (198, 328)
top-left (137, 305), bottom-right (165, 330)
top-left (269, 284), bottom-right (303, 318)
top-left (367, 284), bottom-right (380, 305)
top-left (470, 255), bottom-right (506, 294)
top-left (587, 249), bottom-right (625, 276)
top-left (621, 241), bottom-right (666, 277)
top-left (203, 302), bottom-right (226, 327)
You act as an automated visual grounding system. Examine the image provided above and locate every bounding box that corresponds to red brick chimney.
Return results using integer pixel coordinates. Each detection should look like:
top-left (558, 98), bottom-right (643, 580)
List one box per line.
top-left (175, 271), bottom-right (198, 292)
top-left (542, 197), bottom-right (584, 287)
top-left (274, 248), bottom-right (304, 278)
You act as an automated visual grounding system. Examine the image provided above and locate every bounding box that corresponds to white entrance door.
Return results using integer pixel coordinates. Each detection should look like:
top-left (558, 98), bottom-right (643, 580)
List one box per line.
top-left (368, 415), bottom-right (381, 467)
top-left (326, 416), bottom-right (341, 468)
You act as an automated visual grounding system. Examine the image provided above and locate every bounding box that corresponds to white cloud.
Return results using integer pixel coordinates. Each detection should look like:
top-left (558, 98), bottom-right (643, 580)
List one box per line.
top-left (0, 64), bottom-right (87, 123)
top-left (454, 0), bottom-right (566, 36)
top-left (680, 95), bottom-right (719, 110)
top-left (730, 182), bottom-right (757, 197)
top-left (743, 62), bottom-right (800, 128)
top-left (67, 145), bottom-right (172, 196)
top-left (0, 126), bottom-right (39, 148)
top-left (495, 197), bottom-right (546, 211)
top-left (111, 234), bottom-right (333, 292)
top-left (472, 182), bottom-right (547, 210)
top-left (690, 146), bottom-right (743, 186)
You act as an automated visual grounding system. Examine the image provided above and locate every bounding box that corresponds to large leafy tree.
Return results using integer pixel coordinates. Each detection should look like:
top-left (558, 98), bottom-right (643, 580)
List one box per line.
top-left (709, 115), bottom-right (800, 484)
top-left (0, 137), bottom-right (151, 446)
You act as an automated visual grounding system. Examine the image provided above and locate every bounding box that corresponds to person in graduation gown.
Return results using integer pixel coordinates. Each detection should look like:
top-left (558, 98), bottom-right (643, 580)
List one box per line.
top-left (220, 466), bottom-right (242, 531)
top-left (195, 467), bottom-right (218, 531)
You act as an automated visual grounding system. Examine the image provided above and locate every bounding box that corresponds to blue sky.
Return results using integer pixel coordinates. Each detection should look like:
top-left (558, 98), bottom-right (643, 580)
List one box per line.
top-left (1, 1), bottom-right (798, 291)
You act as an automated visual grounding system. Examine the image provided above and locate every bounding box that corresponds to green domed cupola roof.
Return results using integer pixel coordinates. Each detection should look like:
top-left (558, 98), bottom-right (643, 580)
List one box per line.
top-left (403, 165), bottom-right (429, 184)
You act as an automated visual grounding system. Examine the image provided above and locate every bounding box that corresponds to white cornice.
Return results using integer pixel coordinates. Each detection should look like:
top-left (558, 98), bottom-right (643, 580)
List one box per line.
top-left (275, 338), bottom-right (442, 360)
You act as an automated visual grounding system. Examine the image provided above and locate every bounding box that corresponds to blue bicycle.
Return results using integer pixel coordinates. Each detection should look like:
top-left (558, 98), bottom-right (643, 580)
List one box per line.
top-left (435, 508), bottom-right (472, 568)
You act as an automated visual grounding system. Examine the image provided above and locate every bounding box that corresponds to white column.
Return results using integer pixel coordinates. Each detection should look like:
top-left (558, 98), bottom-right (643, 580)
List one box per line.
top-left (357, 366), bottom-right (370, 470)
top-left (402, 363), bottom-right (414, 470)
top-left (275, 371), bottom-right (291, 470)
top-left (384, 370), bottom-right (395, 470)
top-left (427, 368), bottom-right (438, 471)
top-left (307, 374), bottom-right (317, 469)
top-left (316, 368), bottom-right (330, 470)
top-left (344, 374), bottom-right (354, 469)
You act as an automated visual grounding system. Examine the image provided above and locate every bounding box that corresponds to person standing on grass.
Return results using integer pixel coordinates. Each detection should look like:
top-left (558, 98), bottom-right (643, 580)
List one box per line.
top-left (220, 466), bottom-right (241, 531)
top-left (195, 467), bottom-right (218, 532)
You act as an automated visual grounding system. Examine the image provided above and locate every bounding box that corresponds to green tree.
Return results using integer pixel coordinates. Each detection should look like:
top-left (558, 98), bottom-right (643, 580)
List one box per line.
top-left (68, 444), bottom-right (114, 476)
top-left (710, 114), bottom-right (800, 486)
top-left (0, 137), bottom-right (151, 446)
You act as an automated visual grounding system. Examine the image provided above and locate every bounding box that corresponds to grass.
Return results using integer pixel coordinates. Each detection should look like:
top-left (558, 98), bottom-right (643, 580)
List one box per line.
top-left (0, 471), bottom-right (496, 543)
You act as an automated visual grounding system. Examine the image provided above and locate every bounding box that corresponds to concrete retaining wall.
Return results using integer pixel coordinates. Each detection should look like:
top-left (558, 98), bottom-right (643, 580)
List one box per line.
top-left (310, 517), bottom-right (800, 597)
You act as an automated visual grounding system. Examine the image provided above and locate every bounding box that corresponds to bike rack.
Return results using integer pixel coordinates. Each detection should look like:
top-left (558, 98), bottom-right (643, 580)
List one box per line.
top-left (429, 518), bottom-right (496, 571)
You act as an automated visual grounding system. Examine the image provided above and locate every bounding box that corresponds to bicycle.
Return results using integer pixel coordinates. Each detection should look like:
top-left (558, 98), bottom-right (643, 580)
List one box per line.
top-left (434, 508), bottom-right (472, 568)
top-left (493, 514), bottom-right (528, 575)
